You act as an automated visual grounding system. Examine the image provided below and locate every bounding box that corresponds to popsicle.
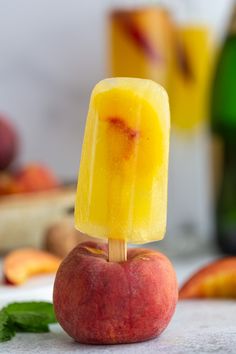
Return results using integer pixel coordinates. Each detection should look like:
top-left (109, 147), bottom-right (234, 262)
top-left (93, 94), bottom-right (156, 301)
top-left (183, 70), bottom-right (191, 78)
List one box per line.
top-left (110, 8), bottom-right (173, 89)
top-left (170, 26), bottom-right (212, 131)
top-left (75, 78), bottom-right (170, 257)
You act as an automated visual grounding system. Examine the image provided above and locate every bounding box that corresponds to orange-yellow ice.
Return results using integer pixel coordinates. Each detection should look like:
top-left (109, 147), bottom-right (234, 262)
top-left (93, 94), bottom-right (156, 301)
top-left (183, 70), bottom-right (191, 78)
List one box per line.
top-left (75, 78), bottom-right (170, 243)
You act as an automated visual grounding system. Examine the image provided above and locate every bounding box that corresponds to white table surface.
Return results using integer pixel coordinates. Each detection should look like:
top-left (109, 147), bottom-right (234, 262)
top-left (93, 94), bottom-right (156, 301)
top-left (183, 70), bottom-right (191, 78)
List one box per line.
top-left (1, 253), bottom-right (235, 354)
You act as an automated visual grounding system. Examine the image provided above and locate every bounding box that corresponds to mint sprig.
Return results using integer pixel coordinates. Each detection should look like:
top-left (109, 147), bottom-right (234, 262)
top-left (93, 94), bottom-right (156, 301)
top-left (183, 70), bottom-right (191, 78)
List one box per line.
top-left (0, 311), bottom-right (15, 342)
top-left (0, 301), bottom-right (57, 342)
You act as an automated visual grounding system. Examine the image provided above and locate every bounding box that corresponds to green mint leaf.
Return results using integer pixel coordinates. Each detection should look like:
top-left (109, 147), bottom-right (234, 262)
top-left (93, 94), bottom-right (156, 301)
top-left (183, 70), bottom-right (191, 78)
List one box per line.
top-left (0, 301), bottom-right (57, 341)
top-left (4, 301), bottom-right (57, 324)
top-left (10, 312), bottom-right (50, 333)
top-left (0, 310), bottom-right (15, 342)
top-left (0, 326), bottom-right (15, 342)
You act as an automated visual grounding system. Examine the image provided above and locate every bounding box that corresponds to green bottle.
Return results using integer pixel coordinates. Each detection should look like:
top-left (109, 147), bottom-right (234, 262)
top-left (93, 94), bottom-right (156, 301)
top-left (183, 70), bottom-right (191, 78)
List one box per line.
top-left (211, 4), bottom-right (236, 253)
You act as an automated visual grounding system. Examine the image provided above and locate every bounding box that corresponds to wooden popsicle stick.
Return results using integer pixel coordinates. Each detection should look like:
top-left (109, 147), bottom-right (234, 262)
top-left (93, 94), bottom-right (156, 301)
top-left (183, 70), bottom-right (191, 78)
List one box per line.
top-left (108, 239), bottom-right (127, 262)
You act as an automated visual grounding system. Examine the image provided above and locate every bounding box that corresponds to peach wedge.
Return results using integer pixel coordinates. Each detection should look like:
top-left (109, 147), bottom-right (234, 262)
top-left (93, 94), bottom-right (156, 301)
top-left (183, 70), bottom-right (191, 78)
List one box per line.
top-left (179, 257), bottom-right (236, 299)
top-left (3, 248), bottom-right (61, 285)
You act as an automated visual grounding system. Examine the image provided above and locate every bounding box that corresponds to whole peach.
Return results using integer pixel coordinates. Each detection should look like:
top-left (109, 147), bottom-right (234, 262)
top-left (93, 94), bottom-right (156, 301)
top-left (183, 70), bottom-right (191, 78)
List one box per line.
top-left (53, 241), bottom-right (178, 344)
top-left (13, 163), bottom-right (59, 193)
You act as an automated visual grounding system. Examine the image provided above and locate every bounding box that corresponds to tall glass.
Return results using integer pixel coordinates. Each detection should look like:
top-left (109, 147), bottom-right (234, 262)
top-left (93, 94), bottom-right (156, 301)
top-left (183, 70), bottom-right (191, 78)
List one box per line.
top-left (167, 0), bottom-right (215, 257)
top-left (108, 2), bottom-right (215, 257)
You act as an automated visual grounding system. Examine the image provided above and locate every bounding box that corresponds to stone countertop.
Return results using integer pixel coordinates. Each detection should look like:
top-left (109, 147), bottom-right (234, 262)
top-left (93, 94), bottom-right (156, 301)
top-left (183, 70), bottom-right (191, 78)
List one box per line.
top-left (1, 253), bottom-right (235, 354)
top-left (1, 301), bottom-right (236, 354)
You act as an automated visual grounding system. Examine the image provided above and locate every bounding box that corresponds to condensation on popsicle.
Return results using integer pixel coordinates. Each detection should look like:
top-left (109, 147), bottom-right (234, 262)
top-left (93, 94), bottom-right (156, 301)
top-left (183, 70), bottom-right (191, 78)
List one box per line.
top-left (75, 78), bottom-right (170, 244)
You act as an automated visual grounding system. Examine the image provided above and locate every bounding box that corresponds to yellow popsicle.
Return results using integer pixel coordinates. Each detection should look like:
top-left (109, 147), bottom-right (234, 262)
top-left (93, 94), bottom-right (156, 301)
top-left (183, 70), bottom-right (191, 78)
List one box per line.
top-left (170, 26), bottom-right (212, 131)
top-left (75, 78), bottom-right (170, 244)
top-left (110, 8), bottom-right (173, 89)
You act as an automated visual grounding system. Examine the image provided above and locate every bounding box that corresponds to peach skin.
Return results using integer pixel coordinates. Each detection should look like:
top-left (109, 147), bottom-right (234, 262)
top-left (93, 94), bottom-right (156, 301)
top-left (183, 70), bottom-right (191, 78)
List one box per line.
top-left (0, 172), bottom-right (14, 195)
top-left (0, 117), bottom-right (18, 170)
top-left (179, 257), bottom-right (236, 299)
top-left (3, 248), bottom-right (61, 285)
top-left (53, 241), bottom-right (178, 344)
top-left (12, 164), bottom-right (59, 194)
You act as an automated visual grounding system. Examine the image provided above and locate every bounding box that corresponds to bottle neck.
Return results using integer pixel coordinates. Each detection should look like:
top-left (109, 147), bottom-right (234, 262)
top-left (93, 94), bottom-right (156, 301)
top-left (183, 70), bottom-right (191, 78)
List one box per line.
top-left (223, 138), bottom-right (236, 170)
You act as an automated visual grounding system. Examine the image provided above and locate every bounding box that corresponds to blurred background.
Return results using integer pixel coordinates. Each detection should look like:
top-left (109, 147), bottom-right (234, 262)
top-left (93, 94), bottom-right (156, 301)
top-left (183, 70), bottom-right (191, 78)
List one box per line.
top-left (0, 0), bottom-right (236, 259)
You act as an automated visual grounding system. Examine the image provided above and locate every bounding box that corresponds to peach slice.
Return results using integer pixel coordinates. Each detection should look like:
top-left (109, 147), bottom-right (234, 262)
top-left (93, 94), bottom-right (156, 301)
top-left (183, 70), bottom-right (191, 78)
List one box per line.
top-left (175, 39), bottom-right (194, 81)
top-left (179, 257), bottom-right (236, 299)
top-left (3, 248), bottom-right (61, 285)
top-left (113, 11), bottom-right (161, 63)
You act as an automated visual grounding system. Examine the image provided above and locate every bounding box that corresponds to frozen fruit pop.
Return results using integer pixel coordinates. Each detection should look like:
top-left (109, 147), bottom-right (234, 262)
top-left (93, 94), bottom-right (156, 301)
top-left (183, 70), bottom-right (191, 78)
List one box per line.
top-left (75, 78), bottom-right (170, 244)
